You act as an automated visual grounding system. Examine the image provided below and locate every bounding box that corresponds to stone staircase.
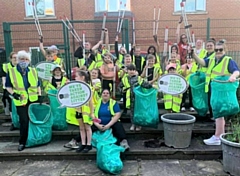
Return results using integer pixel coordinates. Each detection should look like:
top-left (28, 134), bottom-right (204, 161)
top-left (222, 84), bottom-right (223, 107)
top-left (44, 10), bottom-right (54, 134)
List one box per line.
top-left (0, 100), bottom-right (223, 161)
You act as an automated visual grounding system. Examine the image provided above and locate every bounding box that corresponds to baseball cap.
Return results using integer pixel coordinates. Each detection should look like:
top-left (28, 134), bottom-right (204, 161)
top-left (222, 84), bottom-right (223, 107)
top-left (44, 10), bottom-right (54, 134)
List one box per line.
top-left (48, 45), bottom-right (59, 51)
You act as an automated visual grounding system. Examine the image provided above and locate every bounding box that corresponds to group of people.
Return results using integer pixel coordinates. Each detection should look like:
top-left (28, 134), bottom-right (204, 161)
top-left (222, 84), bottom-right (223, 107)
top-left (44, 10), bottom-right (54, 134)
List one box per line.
top-left (0, 20), bottom-right (239, 153)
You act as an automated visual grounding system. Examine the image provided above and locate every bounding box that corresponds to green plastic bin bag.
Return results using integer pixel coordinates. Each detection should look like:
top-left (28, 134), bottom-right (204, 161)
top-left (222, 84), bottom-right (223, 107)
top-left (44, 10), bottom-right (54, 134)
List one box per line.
top-left (210, 76), bottom-right (239, 118)
top-left (26, 103), bottom-right (53, 147)
top-left (11, 101), bottom-right (20, 129)
top-left (133, 86), bottom-right (159, 128)
top-left (48, 89), bottom-right (67, 130)
top-left (189, 72), bottom-right (209, 116)
top-left (92, 129), bottom-right (125, 175)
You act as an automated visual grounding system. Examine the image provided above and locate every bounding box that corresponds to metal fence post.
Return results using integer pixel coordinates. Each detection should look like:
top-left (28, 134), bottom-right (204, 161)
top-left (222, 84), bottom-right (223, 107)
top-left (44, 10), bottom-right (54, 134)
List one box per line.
top-left (3, 22), bottom-right (13, 58)
top-left (124, 19), bottom-right (129, 53)
top-left (206, 18), bottom-right (210, 41)
top-left (62, 22), bottom-right (71, 79)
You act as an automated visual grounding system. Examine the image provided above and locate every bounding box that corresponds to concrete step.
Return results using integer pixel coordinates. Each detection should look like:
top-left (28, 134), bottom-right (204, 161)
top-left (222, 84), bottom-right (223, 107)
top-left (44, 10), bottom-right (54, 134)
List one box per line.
top-left (0, 121), bottom-right (220, 141)
top-left (0, 136), bottom-right (222, 161)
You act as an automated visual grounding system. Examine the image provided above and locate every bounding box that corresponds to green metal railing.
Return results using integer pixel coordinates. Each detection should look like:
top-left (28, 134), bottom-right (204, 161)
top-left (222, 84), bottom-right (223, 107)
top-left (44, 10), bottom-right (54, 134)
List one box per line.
top-left (2, 18), bottom-right (240, 69)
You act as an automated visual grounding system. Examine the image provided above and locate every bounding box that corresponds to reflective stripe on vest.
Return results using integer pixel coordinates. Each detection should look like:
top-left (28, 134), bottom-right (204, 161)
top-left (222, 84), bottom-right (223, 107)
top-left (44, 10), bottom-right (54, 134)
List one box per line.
top-left (9, 67), bottom-right (38, 106)
top-left (94, 98), bottom-right (116, 118)
top-left (77, 58), bottom-right (96, 71)
top-left (205, 56), bottom-right (231, 93)
top-left (164, 94), bottom-right (182, 112)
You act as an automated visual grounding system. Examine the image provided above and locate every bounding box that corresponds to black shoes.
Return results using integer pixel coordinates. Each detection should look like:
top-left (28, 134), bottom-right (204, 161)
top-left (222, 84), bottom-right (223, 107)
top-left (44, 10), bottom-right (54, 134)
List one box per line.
top-left (82, 145), bottom-right (92, 153)
top-left (18, 144), bottom-right (25, 151)
top-left (76, 145), bottom-right (86, 153)
top-left (10, 124), bottom-right (17, 131)
top-left (76, 145), bottom-right (92, 153)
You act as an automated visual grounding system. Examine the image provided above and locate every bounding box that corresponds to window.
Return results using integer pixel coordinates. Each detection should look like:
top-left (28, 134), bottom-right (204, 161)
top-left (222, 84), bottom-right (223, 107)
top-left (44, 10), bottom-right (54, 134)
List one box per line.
top-left (95, 0), bottom-right (131, 12)
top-left (174, 0), bottom-right (206, 13)
top-left (25, 0), bottom-right (55, 17)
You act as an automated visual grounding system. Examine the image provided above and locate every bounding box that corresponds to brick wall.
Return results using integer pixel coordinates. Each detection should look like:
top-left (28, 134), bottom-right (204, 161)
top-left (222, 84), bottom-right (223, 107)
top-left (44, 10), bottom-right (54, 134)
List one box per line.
top-left (0, 0), bottom-right (240, 53)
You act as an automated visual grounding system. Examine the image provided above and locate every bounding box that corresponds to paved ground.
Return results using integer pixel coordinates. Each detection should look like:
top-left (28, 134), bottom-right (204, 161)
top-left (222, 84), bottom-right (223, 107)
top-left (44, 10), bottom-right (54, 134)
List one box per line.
top-left (0, 159), bottom-right (229, 176)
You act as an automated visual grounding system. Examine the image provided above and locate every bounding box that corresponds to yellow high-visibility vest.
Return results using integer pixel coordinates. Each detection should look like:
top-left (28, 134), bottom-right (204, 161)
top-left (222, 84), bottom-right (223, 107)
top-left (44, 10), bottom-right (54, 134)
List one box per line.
top-left (94, 98), bottom-right (116, 118)
top-left (198, 52), bottom-right (215, 73)
top-left (122, 76), bottom-right (143, 109)
top-left (9, 67), bottom-right (38, 106)
top-left (163, 94), bottom-right (183, 112)
top-left (77, 58), bottom-right (96, 71)
top-left (44, 77), bottom-right (67, 93)
top-left (132, 55), bottom-right (145, 71)
top-left (205, 56), bottom-right (231, 93)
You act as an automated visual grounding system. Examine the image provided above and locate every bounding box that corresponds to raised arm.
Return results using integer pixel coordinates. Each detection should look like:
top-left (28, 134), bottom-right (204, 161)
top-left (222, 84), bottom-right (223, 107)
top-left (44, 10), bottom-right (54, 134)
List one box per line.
top-left (104, 28), bottom-right (109, 51)
top-left (176, 16), bottom-right (183, 43)
top-left (39, 36), bottom-right (46, 56)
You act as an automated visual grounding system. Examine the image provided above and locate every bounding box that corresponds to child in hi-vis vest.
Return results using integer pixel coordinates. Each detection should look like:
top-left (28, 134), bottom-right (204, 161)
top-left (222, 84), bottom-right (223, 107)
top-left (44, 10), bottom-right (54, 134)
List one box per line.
top-left (91, 68), bottom-right (102, 107)
top-left (163, 63), bottom-right (183, 113)
top-left (45, 65), bottom-right (68, 93)
top-left (74, 70), bottom-right (95, 153)
top-left (119, 64), bottom-right (153, 131)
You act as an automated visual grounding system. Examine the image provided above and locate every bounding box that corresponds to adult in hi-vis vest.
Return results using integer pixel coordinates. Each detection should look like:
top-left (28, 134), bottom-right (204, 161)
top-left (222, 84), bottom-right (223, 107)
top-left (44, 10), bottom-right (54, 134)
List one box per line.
top-left (198, 39), bottom-right (216, 73)
top-left (92, 89), bottom-right (130, 150)
top-left (0, 52), bottom-right (17, 130)
top-left (192, 40), bottom-right (239, 146)
top-left (5, 51), bottom-right (42, 151)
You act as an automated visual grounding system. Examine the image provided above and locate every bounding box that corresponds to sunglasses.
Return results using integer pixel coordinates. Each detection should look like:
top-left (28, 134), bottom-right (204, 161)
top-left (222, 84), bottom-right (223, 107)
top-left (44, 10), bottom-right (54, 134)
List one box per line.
top-left (214, 48), bottom-right (224, 52)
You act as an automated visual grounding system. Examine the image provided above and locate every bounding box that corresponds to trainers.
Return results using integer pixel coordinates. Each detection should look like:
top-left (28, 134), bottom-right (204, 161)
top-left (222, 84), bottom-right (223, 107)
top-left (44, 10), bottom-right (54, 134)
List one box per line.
top-left (189, 107), bottom-right (195, 112)
top-left (136, 126), bottom-right (142, 131)
top-left (120, 139), bottom-right (130, 150)
top-left (130, 124), bottom-right (135, 131)
top-left (181, 107), bottom-right (186, 112)
top-left (203, 135), bottom-right (221, 145)
top-left (64, 139), bottom-right (79, 149)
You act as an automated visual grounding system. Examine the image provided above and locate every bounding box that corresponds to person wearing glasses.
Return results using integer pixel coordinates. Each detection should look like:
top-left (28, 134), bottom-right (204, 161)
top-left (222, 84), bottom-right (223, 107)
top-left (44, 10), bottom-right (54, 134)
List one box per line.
top-left (192, 40), bottom-right (239, 146)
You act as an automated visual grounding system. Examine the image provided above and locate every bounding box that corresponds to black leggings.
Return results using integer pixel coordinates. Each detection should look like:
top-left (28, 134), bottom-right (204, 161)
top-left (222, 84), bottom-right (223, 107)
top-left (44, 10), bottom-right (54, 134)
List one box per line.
top-left (2, 89), bottom-right (12, 112)
top-left (102, 79), bottom-right (113, 92)
top-left (208, 85), bottom-right (213, 118)
top-left (181, 87), bottom-right (193, 108)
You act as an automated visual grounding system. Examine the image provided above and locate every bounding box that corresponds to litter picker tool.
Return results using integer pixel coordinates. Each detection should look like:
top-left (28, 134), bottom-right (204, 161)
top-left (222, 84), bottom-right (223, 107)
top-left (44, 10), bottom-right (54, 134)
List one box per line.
top-left (100, 13), bottom-right (107, 41)
top-left (60, 15), bottom-right (82, 43)
top-left (82, 31), bottom-right (86, 59)
top-left (132, 17), bottom-right (136, 45)
top-left (116, 3), bottom-right (126, 35)
top-left (163, 26), bottom-right (169, 57)
top-left (180, 1), bottom-right (195, 55)
top-left (153, 6), bottom-right (161, 36)
top-left (28, 2), bottom-right (42, 36)
top-left (168, 41), bottom-right (172, 62)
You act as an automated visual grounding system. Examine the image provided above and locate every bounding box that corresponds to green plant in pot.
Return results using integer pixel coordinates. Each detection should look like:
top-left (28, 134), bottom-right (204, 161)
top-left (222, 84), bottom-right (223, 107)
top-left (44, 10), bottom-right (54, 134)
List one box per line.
top-left (220, 114), bottom-right (240, 176)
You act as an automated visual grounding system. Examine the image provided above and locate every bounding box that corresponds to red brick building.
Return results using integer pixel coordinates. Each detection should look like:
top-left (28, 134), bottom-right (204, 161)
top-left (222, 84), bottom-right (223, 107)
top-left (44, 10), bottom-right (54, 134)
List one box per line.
top-left (0, 0), bottom-right (240, 53)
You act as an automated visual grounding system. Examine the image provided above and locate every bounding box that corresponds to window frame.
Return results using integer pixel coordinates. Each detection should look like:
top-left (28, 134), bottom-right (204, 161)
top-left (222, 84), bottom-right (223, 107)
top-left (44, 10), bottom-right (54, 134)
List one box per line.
top-left (24, 0), bottom-right (55, 18)
top-left (174, 0), bottom-right (206, 13)
top-left (95, 0), bottom-right (131, 13)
